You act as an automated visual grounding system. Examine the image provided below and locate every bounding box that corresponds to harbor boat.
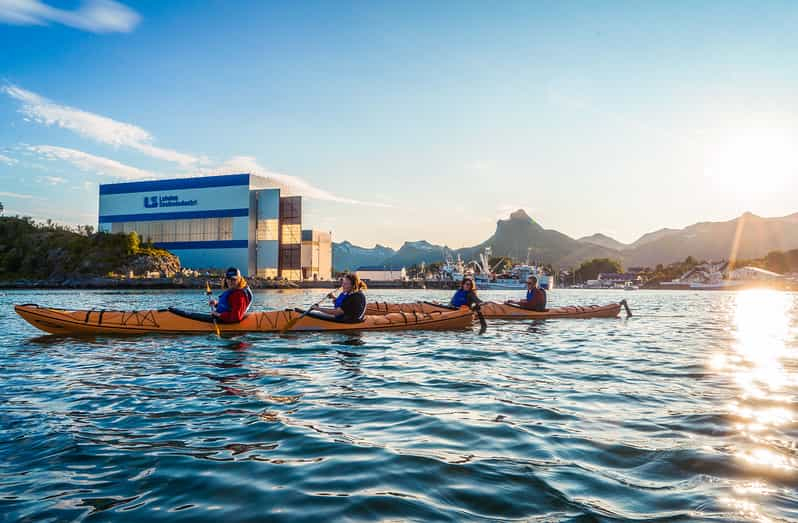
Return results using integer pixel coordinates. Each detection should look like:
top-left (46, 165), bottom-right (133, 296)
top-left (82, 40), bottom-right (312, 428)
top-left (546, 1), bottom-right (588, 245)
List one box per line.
top-left (14, 304), bottom-right (474, 336)
top-left (472, 248), bottom-right (554, 290)
top-left (366, 300), bottom-right (630, 320)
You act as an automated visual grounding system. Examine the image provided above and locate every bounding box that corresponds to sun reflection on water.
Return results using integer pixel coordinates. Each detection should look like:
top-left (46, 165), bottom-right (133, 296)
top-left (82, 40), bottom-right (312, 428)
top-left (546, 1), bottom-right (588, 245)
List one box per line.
top-left (711, 290), bottom-right (797, 519)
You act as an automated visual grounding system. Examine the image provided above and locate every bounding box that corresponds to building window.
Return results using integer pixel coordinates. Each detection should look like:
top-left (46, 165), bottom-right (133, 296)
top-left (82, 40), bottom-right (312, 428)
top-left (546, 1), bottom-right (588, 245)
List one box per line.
top-left (257, 268), bottom-right (278, 278)
top-left (107, 218), bottom-right (233, 243)
top-left (257, 218), bottom-right (279, 241)
top-left (279, 196), bottom-right (301, 223)
top-left (280, 223), bottom-right (301, 245)
top-left (281, 269), bottom-right (302, 281)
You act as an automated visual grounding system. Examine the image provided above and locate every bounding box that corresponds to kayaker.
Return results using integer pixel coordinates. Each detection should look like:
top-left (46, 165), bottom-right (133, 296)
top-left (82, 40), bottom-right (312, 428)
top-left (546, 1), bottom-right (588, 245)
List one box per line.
top-left (310, 273), bottom-right (367, 322)
top-left (209, 267), bottom-right (254, 323)
top-left (506, 276), bottom-right (547, 311)
top-left (450, 277), bottom-right (481, 308)
top-left (326, 276), bottom-right (347, 309)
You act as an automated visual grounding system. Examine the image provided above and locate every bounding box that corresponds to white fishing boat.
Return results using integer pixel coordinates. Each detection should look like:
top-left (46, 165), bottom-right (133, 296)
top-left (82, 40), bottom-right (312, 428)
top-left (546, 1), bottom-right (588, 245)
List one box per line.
top-left (472, 248), bottom-right (554, 290)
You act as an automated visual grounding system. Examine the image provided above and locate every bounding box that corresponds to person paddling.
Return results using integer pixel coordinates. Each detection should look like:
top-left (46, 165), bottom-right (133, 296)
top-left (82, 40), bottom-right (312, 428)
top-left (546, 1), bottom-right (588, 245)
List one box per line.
top-left (506, 276), bottom-right (547, 312)
top-left (209, 267), bottom-right (254, 323)
top-left (326, 276), bottom-right (347, 309)
top-left (450, 277), bottom-right (481, 308)
top-left (310, 273), bottom-right (367, 322)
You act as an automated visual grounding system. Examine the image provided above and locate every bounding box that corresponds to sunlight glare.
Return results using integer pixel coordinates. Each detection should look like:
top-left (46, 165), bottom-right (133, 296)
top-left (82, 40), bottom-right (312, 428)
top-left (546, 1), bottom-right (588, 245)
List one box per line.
top-left (705, 127), bottom-right (797, 197)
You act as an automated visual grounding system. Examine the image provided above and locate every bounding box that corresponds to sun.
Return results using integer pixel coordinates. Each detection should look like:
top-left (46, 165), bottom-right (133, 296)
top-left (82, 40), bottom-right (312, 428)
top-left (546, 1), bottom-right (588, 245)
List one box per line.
top-left (704, 126), bottom-right (797, 198)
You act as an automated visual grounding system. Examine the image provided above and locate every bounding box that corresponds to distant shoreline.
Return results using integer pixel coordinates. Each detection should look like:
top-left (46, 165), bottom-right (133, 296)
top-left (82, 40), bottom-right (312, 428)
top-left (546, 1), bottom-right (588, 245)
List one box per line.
top-left (0, 277), bottom-right (457, 291)
top-left (1, 278), bottom-right (793, 291)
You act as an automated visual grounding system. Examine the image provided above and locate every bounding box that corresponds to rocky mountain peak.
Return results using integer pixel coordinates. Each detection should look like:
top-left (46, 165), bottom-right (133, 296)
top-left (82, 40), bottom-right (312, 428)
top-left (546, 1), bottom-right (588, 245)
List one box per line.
top-left (508, 209), bottom-right (532, 222)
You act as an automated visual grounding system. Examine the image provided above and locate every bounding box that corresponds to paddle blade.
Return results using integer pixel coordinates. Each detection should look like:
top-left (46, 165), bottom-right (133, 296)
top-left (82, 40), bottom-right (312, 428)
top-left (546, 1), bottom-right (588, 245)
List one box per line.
top-left (472, 303), bottom-right (487, 334)
top-left (205, 281), bottom-right (211, 294)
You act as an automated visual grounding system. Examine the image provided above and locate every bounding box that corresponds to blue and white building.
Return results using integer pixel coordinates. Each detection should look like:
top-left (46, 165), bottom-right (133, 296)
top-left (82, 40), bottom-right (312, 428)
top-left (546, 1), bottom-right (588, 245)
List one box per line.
top-left (98, 173), bottom-right (326, 278)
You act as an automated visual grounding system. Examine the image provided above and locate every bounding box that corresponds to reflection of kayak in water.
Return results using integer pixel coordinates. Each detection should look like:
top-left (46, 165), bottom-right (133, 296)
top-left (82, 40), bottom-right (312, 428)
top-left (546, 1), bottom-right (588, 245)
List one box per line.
top-left (367, 300), bottom-right (630, 320)
top-left (14, 304), bottom-right (475, 336)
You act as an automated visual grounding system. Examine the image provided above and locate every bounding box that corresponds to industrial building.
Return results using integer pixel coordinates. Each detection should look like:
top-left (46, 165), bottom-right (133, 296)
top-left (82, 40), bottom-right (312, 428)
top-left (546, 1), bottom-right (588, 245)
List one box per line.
top-left (98, 173), bottom-right (332, 279)
top-left (355, 266), bottom-right (407, 281)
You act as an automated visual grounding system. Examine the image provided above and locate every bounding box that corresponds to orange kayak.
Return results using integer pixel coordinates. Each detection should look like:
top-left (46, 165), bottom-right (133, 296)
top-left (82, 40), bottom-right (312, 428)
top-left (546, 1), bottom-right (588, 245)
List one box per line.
top-left (367, 300), bottom-right (629, 320)
top-left (14, 304), bottom-right (474, 336)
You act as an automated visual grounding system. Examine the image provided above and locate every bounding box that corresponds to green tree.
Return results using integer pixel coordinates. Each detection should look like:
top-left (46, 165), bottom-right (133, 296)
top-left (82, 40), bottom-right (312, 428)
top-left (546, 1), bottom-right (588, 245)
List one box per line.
top-left (126, 231), bottom-right (140, 255)
top-left (574, 258), bottom-right (622, 282)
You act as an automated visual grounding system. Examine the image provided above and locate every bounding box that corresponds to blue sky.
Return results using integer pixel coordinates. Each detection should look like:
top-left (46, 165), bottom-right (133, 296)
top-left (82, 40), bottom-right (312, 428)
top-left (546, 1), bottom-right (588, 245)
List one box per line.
top-left (1, 0), bottom-right (797, 248)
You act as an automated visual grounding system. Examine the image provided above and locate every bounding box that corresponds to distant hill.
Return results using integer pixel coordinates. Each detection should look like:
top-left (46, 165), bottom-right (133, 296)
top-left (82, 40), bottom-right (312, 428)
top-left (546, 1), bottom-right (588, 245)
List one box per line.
top-left (333, 209), bottom-right (798, 273)
top-left (382, 240), bottom-right (446, 267)
top-left (457, 210), bottom-right (617, 267)
top-left (332, 241), bottom-right (395, 272)
top-left (577, 233), bottom-right (628, 251)
top-left (628, 228), bottom-right (679, 249)
top-left (625, 212), bottom-right (798, 267)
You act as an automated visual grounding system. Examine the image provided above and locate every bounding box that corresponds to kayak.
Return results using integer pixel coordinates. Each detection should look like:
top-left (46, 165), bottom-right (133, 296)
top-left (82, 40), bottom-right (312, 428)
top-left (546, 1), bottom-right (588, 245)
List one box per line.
top-left (366, 300), bottom-right (630, 320)
top-left (14, 304), bottom-right (474, 336)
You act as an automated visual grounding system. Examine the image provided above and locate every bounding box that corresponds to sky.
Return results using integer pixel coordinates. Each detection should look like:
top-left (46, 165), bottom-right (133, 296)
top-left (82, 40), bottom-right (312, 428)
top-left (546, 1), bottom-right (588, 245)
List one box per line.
top-left (1, 0), bottom-right (797, 249)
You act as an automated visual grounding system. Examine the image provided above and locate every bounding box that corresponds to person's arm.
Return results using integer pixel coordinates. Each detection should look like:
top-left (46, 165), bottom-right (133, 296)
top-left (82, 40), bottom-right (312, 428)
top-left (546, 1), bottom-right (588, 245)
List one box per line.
top-left (217, 291), bottom-right (247, 322)
top-left (314, 305), bottom-right (344, 315)
top-left (467, 291), bottom-right (482, 306)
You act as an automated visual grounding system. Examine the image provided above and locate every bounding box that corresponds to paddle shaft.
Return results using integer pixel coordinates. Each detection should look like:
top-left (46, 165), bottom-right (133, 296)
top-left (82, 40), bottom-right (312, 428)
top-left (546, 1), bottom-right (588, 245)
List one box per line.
top-left (206, 281), bottom-right (221, 336)
top-left (281, 287), bottom-right (341, 332)
top-left (474, 302), bottom-right (487, 333)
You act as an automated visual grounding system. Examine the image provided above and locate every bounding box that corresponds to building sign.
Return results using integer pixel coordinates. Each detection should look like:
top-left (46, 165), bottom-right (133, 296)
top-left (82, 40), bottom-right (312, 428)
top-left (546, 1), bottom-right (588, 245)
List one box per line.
top-left (143, 195), bottom-right (198, 209)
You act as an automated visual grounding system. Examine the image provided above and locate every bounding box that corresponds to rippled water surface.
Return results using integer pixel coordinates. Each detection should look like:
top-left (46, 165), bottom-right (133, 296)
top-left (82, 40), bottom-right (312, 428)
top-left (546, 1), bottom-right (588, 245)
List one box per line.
top-left (1, 289), bottom-right (797, 521)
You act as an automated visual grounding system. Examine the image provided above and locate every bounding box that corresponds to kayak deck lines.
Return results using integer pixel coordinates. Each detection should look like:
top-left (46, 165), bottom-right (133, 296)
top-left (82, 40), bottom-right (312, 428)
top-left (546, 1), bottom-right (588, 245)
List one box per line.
top-left (14, 303), bottom-right (474, 336)
top-left (366, 300), bottom-right (629, 320)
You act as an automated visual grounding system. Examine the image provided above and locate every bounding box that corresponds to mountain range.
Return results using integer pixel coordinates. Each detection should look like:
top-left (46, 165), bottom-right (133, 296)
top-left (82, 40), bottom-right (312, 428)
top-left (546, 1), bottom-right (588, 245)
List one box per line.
top-left (332, 210), bottom-right (798, 272)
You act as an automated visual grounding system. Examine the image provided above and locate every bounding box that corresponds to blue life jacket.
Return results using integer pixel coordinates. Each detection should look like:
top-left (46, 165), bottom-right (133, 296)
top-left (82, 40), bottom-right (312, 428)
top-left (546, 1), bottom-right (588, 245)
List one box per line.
top-left (526, 289), bottom-right (534, 302)
top-left (451, 289), bottom-right (469, 308)
top-left (334, 292), bottom-right (348, 309)
top-left (216, 286), bottom-right (254, 314)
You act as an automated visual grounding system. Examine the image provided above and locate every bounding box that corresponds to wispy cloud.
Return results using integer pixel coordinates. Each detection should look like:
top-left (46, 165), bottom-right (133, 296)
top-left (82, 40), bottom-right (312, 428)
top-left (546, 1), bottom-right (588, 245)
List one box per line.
top-left (30, 145), bottom-right (155, 180)
top-left (0, 190), bottom-right (41, 199)
top-left (218, 156), bottom-right (393, 207)
top-left (0, 153), bottom-right (17, 165)
top-left (37, 175), bottom-right (66, 184)
top-left (4, 85), bottom-right (392, 207)
top-left (0, 0), bottom-right (140, 33)
top-left (3, 85), bottom-right (197, 165)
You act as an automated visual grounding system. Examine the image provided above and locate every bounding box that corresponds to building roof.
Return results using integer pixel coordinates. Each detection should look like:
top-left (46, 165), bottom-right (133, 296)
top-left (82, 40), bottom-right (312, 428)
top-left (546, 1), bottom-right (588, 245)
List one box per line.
top-left (597, 273), bottom-right (637, 281)
top-left (732, 266), bottom-right (783, 277)
top-left (99, 173), bottom-right (251, 194)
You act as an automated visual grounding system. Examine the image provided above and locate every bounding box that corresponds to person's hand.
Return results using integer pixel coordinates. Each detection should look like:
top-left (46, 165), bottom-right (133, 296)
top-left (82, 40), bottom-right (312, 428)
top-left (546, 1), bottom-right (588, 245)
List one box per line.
top-left (326, 292), bottom-right (335, 300)
top-left (211, 311), bottom-right (220, 318)
top-left (209, 298), bottom-right (218, 306)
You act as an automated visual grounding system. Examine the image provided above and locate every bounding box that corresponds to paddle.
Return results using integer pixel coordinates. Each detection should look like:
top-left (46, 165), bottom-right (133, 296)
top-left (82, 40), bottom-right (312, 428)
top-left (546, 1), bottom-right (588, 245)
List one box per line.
top-left (473, 301), bottom-right (487, 333)
top-left (620, 299), bottom-right (633, 318)
top-left (281, 287), bottom-right (341, 333)
top-left (205, 281), bottom-right (221, 337)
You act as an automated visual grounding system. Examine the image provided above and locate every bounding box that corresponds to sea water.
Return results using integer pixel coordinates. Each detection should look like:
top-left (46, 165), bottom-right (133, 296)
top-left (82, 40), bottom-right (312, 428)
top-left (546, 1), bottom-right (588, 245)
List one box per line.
top-left (1, 289), bottom-right (796, 521)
